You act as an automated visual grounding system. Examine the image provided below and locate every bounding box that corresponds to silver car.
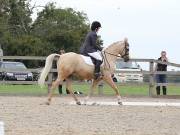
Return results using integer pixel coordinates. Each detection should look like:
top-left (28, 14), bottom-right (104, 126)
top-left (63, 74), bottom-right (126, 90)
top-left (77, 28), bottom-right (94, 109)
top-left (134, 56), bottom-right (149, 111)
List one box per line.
top-left (114, 61), bottom-right (143, 82)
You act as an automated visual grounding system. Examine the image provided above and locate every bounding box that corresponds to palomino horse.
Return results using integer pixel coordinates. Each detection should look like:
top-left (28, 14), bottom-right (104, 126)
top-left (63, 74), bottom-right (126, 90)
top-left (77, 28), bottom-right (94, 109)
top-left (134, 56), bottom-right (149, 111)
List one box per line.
top-left (38, 38), bottom-right (129, 105)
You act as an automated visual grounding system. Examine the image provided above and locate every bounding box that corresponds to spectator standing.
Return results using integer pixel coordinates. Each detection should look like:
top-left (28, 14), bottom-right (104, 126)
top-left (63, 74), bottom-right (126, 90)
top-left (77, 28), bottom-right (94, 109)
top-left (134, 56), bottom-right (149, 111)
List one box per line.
top-left (155, 51), bottom-right (168, 95)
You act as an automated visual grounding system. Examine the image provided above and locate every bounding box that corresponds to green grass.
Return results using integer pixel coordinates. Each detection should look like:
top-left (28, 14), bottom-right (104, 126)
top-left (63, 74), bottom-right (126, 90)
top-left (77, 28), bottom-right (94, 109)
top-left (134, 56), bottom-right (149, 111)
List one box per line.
top-left (0, 83), bottom-right (179, 96)
top-left (166, 85), bottom-right (180, 95)
top-left (0, 84), bottom-right (47, 95)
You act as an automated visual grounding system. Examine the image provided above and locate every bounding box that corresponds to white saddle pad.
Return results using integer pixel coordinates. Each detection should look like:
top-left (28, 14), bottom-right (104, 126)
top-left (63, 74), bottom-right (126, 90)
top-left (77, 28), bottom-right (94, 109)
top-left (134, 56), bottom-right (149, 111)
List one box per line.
top-left (81, 55), bottom-right (94, 66)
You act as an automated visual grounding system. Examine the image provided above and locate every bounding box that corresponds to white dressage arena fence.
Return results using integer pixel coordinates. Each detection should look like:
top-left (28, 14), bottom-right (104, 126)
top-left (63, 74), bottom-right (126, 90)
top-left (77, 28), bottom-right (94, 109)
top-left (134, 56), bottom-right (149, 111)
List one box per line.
top-left (0, 121), bottom-right (4, 135)
top-left (70, 101), bottom-right (180, 107)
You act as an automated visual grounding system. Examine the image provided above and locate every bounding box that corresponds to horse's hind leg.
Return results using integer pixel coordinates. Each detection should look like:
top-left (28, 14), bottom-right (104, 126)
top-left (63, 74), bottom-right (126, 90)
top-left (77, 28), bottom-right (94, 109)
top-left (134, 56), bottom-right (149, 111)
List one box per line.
top-left (66, 78), bottom-right (81, 105)
top-left (103, 75), bottom-right (122, 105)
top-left (46, 78), bottom-right (62, 105)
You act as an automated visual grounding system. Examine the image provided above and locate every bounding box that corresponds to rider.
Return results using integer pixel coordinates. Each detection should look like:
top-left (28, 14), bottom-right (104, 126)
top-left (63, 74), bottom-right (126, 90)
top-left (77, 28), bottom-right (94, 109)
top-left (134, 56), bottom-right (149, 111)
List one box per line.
top-left (80, 21), bottom-right (103, 79)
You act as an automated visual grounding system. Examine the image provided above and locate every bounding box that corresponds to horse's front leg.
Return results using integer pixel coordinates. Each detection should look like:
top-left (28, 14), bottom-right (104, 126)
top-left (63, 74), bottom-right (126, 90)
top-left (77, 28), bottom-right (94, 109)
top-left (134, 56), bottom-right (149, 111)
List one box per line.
top-left (84, 79), bottom-right (100, 105)
top-left (103, 74), bottom-right (122, 105)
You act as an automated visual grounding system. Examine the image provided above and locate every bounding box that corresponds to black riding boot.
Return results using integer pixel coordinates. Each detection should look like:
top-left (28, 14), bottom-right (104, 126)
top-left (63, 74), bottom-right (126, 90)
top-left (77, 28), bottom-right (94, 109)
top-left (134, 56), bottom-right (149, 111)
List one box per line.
top-left (94, 60), bottom-right (103, 80)
top-left (156, 86), bottom-right (160, 95)
top-left (162, 86), bottom-right (167, 95)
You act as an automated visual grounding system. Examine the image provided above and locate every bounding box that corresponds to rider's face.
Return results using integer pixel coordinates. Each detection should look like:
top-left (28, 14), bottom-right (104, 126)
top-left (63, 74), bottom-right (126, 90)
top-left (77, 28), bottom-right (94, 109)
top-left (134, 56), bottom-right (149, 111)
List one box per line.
top-left (161, 52), bottom-right (166, 58)
top-left (96, 27), bottom-right (101, 33)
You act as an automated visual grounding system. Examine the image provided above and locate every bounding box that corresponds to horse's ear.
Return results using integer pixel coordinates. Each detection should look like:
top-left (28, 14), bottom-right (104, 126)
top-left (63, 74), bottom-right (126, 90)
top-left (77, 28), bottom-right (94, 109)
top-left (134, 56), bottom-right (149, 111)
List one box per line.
top-left (124, 37), bottom-right (128, 43)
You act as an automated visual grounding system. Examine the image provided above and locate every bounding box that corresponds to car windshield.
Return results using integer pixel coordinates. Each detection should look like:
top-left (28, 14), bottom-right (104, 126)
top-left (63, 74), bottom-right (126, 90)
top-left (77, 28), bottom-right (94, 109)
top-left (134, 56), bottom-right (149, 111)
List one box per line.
top-left (116, 61), bottom-right (139, 69)
top-left (3, 63), bottom-right (27, 70)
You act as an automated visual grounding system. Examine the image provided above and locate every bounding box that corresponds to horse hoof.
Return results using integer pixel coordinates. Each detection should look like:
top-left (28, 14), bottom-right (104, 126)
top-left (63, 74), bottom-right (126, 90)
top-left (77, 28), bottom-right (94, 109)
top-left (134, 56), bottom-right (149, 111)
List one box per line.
top-left (92, 102), bottom-right (97, 106)
top-left (118, 101), bottom-right (123, 105)
top-left (76, 101), bottom-right (81, 105)
top-left (45, 101), bottom-right (50, 105)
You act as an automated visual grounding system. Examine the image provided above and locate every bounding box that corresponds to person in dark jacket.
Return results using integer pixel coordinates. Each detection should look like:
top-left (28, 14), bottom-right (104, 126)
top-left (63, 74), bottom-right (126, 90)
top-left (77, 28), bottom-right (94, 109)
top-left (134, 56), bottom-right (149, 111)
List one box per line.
top-left (80, 21), bottom-right (103, 79)
top-left (155, 51), bottom-right (168, 95)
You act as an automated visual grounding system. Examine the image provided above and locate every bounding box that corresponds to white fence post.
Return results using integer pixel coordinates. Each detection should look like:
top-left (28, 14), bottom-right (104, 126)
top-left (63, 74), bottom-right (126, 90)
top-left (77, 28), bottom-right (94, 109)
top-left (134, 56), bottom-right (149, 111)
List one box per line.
top-left (0, 121), bottom-right (4, 135)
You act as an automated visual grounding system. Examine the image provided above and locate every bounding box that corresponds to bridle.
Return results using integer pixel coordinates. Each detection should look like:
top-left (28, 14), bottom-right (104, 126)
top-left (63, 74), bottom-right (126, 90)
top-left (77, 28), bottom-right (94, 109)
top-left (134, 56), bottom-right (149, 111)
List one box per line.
top-left (104, 42), bottom-right (129, 57)
top-left (102, 42), bottom-right (129, 69)
top-left (121, 41), bottom-right (129, 58)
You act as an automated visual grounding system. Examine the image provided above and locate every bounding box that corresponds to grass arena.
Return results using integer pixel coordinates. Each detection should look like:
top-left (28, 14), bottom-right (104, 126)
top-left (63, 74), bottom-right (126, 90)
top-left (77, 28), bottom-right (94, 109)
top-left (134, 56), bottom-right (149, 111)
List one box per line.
top-left (1, 95), bottom-right (180, 135)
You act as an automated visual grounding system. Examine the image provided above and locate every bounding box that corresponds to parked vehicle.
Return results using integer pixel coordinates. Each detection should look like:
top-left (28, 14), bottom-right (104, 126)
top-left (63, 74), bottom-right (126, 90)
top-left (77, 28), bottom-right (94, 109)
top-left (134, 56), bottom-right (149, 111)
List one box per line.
top-left (0, 61), bottom-right (33, 81)
top-left (32, 67), bottom-right (42, 81)
top-left (113, 61), bottom-right (143, 82)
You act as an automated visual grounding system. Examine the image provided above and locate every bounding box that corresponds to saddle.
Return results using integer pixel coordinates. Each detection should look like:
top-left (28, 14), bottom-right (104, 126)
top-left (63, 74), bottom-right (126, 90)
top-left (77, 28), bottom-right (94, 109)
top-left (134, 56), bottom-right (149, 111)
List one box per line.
top-left (80, 55), bottom-right (97, 66)
top-left (80, 54), bottom-right (104, 79)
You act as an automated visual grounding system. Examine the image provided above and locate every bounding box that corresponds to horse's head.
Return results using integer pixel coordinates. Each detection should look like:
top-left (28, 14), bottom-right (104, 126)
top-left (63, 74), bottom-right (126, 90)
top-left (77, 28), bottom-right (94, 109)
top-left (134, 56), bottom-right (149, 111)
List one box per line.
top-left (104, 38), bottom-right (130, 63)
top-left (120, 38), bottom-right (129, 62)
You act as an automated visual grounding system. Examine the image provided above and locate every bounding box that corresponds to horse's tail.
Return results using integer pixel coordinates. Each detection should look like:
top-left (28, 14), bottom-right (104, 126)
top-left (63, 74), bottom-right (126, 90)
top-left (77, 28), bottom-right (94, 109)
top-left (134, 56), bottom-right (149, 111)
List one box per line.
top-left (38, 53), bottom-right (60, 88)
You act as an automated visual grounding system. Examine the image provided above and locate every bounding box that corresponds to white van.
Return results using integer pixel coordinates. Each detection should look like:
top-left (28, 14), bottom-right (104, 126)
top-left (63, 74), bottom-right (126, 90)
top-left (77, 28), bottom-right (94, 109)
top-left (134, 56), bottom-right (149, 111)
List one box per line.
top-left (113, 61), bottom-right (143, 82)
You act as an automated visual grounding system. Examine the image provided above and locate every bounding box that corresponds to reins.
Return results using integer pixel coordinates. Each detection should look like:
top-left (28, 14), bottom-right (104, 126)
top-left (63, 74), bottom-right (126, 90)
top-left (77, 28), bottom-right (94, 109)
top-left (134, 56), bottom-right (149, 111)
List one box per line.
top-left (103, 51), bottom-right (123, 57)
top-left (102, 51), bottom-right (123, 70)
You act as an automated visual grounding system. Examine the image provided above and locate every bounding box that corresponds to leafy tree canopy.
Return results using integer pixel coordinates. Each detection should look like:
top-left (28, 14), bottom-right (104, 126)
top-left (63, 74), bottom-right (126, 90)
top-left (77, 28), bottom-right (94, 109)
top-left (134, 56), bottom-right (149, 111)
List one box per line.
top-left (0, 1), bottom-right (92, 56)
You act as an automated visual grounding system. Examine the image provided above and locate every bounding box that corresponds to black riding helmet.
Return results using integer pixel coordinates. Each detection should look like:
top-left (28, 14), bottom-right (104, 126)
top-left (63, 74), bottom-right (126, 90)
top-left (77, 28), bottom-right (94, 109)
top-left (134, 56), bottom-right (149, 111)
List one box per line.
top-left (91, 21), bottom-right (101, 31)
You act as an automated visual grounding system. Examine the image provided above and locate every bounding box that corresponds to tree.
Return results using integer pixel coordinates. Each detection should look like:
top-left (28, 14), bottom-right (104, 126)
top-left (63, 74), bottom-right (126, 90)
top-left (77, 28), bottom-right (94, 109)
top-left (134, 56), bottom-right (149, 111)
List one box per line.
top-left (0, 0), bottom-right (33, 55)
top-left (8, 0), bottom-right (32, 36)
top-left (32, 3), bottom-right (90, 54)
top-left (0, 1), bottom-right (101, 57)
top-left (0, 0), bottom-right (9, 45)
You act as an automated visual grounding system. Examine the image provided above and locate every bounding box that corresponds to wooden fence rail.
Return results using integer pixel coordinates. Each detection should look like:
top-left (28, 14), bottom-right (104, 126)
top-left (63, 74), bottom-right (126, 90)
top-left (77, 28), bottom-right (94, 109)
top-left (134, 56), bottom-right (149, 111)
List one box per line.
top-left (0, 56), bottom-right (180, 96)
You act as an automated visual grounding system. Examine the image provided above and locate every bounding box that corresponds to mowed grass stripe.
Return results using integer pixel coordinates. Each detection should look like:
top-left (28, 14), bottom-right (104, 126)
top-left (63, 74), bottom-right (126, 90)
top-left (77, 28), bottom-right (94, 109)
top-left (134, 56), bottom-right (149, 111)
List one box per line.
top-left (0, 84), bottom-right (179, 95)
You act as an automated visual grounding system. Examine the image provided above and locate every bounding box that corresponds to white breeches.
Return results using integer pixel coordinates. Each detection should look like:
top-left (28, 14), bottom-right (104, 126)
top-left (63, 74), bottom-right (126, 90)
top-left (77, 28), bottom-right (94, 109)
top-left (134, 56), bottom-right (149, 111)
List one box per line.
top-left (88, 51), bottom-right (102, 61)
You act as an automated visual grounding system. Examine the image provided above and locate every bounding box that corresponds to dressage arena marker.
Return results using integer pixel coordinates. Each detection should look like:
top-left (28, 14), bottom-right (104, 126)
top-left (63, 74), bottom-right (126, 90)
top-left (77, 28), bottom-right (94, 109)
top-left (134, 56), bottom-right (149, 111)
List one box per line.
top-left (0, 121), bottom-right (4, 135)
top-left (70, 101), bottom-right (180, 107)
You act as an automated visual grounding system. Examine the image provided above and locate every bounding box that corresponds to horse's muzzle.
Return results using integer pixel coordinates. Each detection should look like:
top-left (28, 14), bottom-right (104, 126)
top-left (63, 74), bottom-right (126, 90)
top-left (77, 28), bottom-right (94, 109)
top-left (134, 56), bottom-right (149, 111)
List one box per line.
top-left (124, 56), bottom-right (129, 62)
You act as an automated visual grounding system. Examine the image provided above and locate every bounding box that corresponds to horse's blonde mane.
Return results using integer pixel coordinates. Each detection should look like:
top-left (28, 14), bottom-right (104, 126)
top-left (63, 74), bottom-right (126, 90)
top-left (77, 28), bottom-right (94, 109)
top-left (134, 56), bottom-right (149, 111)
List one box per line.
top-left (104, 41), bottom-right (123, 51)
